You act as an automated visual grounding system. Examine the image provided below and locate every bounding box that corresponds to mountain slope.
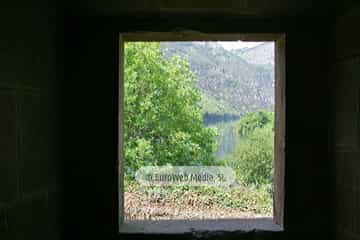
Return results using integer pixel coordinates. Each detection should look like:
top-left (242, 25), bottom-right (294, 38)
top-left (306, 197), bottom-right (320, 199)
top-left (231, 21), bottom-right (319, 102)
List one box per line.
top-left (232, 42), bottom-right (275, 68)
top-left (160, 42), bottom-right (274, 117)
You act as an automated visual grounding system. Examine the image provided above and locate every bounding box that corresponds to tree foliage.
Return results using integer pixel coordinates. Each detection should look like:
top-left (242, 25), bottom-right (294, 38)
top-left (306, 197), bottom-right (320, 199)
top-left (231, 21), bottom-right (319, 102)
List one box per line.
top-left (224, 110), bottom-right (274, 186)
top-left (237, 110), bottom-right (274, 137)
top-left (124, 42), bottom-right (218, 176)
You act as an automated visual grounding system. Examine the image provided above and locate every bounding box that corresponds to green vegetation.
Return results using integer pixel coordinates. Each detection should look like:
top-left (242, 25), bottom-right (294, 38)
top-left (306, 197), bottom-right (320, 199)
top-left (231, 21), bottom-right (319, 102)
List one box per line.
top-left (124, 42), bottom-right (217, 177)
top-left (125, 179), bottom-right (273, 215)
top-left (124, 42), bottom-right (274, 218)
top-left (237, 110), bottom-right (274, 138)
top-left (207, 121), bottom-right (239, 159)
top-left (200, 93), bottom-right (238, 115)
top-left (161, 42), bottom-right (274, 116)
top-left (222, 110), bottom-right (274, 186)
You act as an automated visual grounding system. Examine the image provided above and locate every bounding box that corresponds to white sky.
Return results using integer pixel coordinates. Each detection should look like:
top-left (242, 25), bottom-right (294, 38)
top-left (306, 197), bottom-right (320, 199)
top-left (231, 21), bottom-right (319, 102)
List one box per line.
top-left (217, 41), bottom-right (264, 50)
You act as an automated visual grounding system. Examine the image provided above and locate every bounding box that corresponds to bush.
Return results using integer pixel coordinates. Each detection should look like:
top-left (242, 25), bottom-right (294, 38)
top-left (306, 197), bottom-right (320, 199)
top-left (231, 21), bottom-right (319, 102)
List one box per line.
top-left (237, 110), bottom-right (274, 137)
top-left (235, 124), bottom-right (274, 185)
top-left (224, 110), bottom-right (274, 186)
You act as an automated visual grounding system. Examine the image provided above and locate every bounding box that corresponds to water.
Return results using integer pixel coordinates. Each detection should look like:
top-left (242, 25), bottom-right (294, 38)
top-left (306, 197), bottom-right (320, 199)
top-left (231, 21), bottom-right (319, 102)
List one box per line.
top-left (207, 120), bottom-right (239, 160)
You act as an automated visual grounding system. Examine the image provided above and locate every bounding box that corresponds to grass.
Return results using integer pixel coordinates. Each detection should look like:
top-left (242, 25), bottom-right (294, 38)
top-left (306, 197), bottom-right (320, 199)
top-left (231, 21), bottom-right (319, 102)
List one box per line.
top-left (124, 178), bottom-right (273, 220)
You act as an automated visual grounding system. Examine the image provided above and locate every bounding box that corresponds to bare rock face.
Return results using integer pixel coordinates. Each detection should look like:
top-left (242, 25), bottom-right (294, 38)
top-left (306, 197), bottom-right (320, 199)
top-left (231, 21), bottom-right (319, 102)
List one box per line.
top-left (160, 42), bottom-right (274, 117)
top-left (233, 42), bottom-right (275, 67)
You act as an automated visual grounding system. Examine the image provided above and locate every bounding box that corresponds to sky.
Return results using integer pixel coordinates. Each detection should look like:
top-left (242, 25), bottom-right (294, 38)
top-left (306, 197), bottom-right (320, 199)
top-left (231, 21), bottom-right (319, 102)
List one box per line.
top-left (217, 41), bottom-right (264, 50)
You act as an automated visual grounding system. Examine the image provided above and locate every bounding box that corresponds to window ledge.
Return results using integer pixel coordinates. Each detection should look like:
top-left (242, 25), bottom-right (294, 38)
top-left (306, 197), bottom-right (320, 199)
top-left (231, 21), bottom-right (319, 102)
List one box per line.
top-left (119, 218), bottom-right (283, 235)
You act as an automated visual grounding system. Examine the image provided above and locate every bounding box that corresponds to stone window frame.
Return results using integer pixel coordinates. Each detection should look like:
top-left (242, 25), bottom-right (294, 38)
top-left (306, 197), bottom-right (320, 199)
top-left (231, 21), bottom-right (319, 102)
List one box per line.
top-left (117, 32), bottom-right (286, 234)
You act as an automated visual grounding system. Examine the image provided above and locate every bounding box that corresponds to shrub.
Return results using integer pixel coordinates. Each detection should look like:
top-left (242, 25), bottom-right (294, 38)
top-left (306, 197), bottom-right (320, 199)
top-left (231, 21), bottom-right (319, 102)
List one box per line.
top-left (237, 110), bottom-right (274, 137)
top-left (224, 110), bottom-right (274, 186)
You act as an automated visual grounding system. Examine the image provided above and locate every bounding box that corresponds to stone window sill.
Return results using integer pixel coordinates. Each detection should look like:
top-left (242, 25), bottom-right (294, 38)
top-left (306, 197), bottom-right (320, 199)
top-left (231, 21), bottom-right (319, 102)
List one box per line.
top-left (119, 218), bottom-right (283, 235)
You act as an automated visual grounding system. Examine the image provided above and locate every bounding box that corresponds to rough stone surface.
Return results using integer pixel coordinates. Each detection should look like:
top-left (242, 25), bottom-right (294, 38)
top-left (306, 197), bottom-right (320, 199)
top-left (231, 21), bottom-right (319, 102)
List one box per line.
top-left (120, 218), bottom-right (282, 234)
top-left (0, 4), bottom-right (61, 240)
top-left (0, 1), bottom-right (359, 240)
top-left (331, 4), bottom-right (360, 240)
top-left (0, 90), bottom-right (18, 205)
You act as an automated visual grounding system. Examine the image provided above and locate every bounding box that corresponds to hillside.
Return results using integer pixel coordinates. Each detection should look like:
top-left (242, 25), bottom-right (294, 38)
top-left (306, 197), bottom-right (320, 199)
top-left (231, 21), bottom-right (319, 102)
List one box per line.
top-left (160, 42), bottom-right (274, 117)
top-left (232, 42), bottom-right (275, 69)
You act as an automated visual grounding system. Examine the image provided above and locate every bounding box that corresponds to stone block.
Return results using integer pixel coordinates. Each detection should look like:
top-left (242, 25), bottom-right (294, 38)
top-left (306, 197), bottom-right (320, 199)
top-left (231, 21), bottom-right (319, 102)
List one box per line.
top-left (6, 195), bottom-right (52, 240)
top-left (0, 89), bottom-right (19, 204)
top-left (18, 92), bottom-right (57, 195)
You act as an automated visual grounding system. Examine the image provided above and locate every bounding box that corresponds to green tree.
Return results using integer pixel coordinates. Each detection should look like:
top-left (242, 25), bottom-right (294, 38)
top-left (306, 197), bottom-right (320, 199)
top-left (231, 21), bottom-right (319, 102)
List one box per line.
top-left (234, 124), bottom-right (274, 186)
top-left (224, 110), bottom-right (274, 186)
top-left (124, 42), bottom-right (217, 176)
top-left (237, 110), bottom-right (274, 137)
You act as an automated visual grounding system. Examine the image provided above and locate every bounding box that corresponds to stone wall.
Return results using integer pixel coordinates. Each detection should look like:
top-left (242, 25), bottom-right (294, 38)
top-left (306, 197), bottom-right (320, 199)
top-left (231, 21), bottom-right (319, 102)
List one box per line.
top-left (62, 14), bottom-right (333, 239)
top-left (0, 5), bottom-right (62, 240)
top-left (2, 1), bottom-right (360, 239)
top-left (331, 4), bottom-right (360, 240)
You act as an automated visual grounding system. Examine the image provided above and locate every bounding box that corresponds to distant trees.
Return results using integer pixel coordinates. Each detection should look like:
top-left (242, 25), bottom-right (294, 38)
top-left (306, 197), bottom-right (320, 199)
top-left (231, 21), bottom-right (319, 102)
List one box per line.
top-left (124, 42), bottom-right (218, 176)
top-left (203, 112), bottom-right (239, 125)
top-left (237, 110), bottom-right (274, 137)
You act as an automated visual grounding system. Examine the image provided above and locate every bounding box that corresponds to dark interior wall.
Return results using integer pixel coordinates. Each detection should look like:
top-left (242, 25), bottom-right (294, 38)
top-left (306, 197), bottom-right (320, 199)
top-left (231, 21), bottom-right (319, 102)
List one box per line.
top-left (63, 17), bottom-right (119, 238)
top-left (331, 4), bottom-right (360, 240)
top-left (68, 0), bottom-right (341, 18)
top-left (4, 1), bottom-right (358, 239)
top-left (284, 25), bottom-right (332, 239)
top-left (63, 12), bottom-right (334, 239)
top-left (0, 5), bottom-right (62, 240)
